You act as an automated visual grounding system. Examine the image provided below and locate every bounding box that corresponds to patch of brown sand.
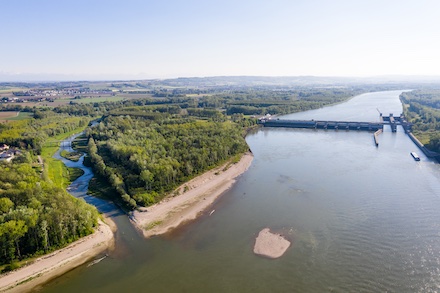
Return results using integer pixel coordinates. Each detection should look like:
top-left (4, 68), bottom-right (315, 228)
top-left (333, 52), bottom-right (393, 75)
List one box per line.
top-left (253, 228), bottom-right (291, 259)
top-left (0, 218), bottom-right (115, 293)
top-left (132, 152), bottom-right (253, 238)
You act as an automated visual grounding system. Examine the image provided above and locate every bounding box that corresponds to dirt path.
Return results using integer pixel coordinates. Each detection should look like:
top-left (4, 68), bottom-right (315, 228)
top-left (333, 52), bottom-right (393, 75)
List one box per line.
top-left (37, 155), bottom-right (43, 165)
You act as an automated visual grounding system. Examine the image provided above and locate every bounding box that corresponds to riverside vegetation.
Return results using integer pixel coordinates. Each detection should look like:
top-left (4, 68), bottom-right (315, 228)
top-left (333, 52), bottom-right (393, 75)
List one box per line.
top-left (82, 87), bottom-right (359, 208)
top-left (400, 90), bottom-right (440, 154)
top-left (0, 112), bottom-right (99, 271)
top-left (1, 78), bottom-right (419, 272)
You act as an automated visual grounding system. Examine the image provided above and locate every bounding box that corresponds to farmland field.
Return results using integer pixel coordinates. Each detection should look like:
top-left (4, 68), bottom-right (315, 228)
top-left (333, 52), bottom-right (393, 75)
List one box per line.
top-left (0, 87), bottom-right (29, 95)
top-left (71, 96), bottom-right (126, 104)
top-left (5, 111), bottom-right (34, 120)
top-left (0, 111), bottom-right (19, 120)
top-left (0, 111), bottom-right (34, 122)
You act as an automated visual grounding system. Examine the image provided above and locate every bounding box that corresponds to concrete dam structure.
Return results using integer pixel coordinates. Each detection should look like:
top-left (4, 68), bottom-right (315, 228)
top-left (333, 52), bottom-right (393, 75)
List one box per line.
top-left (380, 113), bottom-right (412, 133)
top-left (258, 114), bottom-right (412, 133)
top-left (259, 119), bottom-right (384, 131)
top-left (258, 114), bottom-right (414, 148)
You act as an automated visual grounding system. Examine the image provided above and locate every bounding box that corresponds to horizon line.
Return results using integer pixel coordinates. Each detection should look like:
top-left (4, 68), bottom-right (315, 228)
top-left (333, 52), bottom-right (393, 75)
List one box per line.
top-left (1, 73), bottom-right (440, 83)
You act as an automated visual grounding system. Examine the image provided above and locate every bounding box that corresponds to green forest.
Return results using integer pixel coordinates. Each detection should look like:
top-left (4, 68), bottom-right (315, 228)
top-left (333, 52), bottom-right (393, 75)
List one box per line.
top-left (87, 114), bottom-right (250, 208)
top-left (400, 90), bottom-right (440, 153)
top-left (0, 162), bottom-right (99, 267)
top-left (0, 112), bottom-right (99, 268)
top-left (79, 87), bottom-right (359, 208)
top-left (0, 112), bottom-right (90, 154)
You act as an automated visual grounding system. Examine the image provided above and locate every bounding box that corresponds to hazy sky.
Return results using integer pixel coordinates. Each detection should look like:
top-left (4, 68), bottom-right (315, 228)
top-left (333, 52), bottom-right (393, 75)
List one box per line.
top-left (2, 0), bottom-right (440, 80)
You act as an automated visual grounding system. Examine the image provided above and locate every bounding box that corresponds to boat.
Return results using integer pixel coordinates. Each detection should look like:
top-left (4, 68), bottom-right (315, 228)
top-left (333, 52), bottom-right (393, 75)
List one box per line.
top-left (410, 152), bottom-right (420, 161)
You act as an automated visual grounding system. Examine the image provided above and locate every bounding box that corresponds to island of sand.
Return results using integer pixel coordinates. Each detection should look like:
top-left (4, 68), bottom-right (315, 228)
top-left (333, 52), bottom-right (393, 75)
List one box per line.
top-left (253, 228), bottom-right (291, 259)
top-left (132, 152), bottom-right (253, 238)
top-left (0, 219), bottom-right (114, 293)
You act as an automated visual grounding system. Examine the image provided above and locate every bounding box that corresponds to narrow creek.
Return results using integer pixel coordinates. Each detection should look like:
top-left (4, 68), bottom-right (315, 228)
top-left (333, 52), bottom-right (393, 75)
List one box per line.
top-left (50, 131), bottom-right (142, 268)
top-left (52, 132), bottom-right (121, 216)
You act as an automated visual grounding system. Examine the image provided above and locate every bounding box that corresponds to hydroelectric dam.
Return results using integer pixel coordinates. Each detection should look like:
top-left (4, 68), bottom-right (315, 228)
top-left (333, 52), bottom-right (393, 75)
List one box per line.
top-left (258, 113), bottom-right (413, 147)
top-left (258, 113), bottom-right (411, 133)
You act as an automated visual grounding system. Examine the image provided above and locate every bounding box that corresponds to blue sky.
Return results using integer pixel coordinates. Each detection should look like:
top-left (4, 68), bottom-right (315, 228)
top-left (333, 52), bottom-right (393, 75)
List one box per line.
top-left (1, 0), bottom-right (440, 80)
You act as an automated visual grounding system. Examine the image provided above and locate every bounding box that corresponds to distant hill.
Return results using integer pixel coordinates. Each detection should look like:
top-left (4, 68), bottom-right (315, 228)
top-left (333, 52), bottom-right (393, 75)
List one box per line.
top-left (1, 73), bottom-right (439, 87)
top-left (153, 76), bottom-right (357, 87)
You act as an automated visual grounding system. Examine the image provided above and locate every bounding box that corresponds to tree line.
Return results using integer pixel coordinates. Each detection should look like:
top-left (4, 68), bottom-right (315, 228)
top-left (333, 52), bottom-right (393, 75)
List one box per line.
top-left (400, 90), bottom-right (440, 153)
top-left (0, 112), bottom-right (90, 154)
top-left (61, 88), bottom-right (359, 209)
top-left (86, 113), bottom-right (250, 208)
top-left (0, 155), bottom-right (99, 268)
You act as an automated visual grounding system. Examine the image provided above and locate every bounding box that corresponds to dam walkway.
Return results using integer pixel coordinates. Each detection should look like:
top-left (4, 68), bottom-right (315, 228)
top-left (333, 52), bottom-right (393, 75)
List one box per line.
top-left (259, 113), bottom-right (412, 133)
top-left (258, 113), bottom-right (415, 148)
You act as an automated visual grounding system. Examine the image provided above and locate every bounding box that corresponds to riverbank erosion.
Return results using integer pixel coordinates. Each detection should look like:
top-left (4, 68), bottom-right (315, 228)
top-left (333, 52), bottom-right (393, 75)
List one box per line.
top-left (132, 152), bottom-right (253, 238)
top-left (0, 219), bottom-right (115, 293)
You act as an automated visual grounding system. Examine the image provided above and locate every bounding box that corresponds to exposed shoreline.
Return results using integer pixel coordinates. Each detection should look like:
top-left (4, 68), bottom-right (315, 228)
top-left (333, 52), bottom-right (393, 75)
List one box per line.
top-left (0, 152), bottom-right (253, 291)
top-left (132, 152), bottom-right (254, 238)
top-left (0, 128), bottom-right (117, 293)
top-left (0, 218), bottom-right (115, 293)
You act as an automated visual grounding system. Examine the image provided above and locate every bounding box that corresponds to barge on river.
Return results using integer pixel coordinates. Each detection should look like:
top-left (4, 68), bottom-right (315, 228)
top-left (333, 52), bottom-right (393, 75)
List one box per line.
top-left (411, 152), bottom-right (421, 161)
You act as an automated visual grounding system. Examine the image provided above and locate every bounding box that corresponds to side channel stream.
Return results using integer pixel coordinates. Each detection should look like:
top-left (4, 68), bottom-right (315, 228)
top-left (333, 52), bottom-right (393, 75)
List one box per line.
top-left (53, 132), bottom-right (121, 216)
top-left (46, 131), bottom-right (146, 283)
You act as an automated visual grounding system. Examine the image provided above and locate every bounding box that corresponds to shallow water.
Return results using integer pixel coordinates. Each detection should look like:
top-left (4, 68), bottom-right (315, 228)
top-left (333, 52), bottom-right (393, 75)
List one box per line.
top-left (39, 91), bottom-right (440, 293)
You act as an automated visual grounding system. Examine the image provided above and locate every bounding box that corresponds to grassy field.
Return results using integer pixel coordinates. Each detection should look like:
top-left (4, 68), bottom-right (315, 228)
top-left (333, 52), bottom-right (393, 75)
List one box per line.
top-left (41, 125), bottom-right (90, 188)
top-left (42, 151), bottom-right (81, 189)
top-left (0, 111), bottom-right (34, 122)
top-left (71, 96), bottom-right (126, 104)
top-left (0, 87), bottom-right (29, 95)
top-left (1, 92), bottom-right (147, 108)
top-left (115, 93), bottom-right (154, 99)
top-left (60, 150), bottom-right (82, 162)
top-left (186, 93), bottom-right (213, 97)
top-left (5, 112), bottom-right (34, 121)
top-left (0, 111), bottom-right (19, 120)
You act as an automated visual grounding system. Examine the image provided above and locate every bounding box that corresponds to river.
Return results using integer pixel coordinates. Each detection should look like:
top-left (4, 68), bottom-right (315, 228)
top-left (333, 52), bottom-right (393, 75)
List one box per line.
top-left (53, 132), bottom-right (121, 217)
top-left (39, 90), bottom-right (440, 292)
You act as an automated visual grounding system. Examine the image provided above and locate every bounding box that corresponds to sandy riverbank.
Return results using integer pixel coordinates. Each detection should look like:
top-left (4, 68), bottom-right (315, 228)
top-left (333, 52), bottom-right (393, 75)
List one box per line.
top-left (253, 228), bottom-right (291, 259)
top-left (0, 218), bottom-right (115, 293)
top-left (132, 152), bottom-right (253, 238)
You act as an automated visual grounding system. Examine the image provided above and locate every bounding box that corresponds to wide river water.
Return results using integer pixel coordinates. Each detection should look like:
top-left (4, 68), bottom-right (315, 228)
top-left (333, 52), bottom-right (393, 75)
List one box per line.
top-left (39, 90), bottom-right (440, 292)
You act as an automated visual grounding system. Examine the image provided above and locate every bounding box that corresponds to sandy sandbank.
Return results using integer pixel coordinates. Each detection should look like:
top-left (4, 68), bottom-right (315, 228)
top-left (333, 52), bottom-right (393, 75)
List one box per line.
top-left (0, 218), bottom-right (115, 293)
top-left (132, 152), bottom-right (253, 238)
top-left (253, 228), bottom-right (291, 259)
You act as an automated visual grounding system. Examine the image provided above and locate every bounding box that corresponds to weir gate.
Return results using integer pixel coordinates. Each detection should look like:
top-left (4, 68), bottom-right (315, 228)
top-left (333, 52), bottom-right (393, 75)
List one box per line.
top-left (259, 113), bottom-right (412, 133)
top-left (258, 114), bottom-right (440, 162)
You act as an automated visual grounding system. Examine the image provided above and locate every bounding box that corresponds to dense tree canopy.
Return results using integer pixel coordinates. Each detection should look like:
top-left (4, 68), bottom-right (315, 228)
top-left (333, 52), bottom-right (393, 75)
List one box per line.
top-left (0, 112), bottom-right (90, 154)
top-left (0, 160), bottom-right (99, 266)
top-left (400, 90), bottom-right (440, 153)
top-left (87, 113), bottom-right (249, 208)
